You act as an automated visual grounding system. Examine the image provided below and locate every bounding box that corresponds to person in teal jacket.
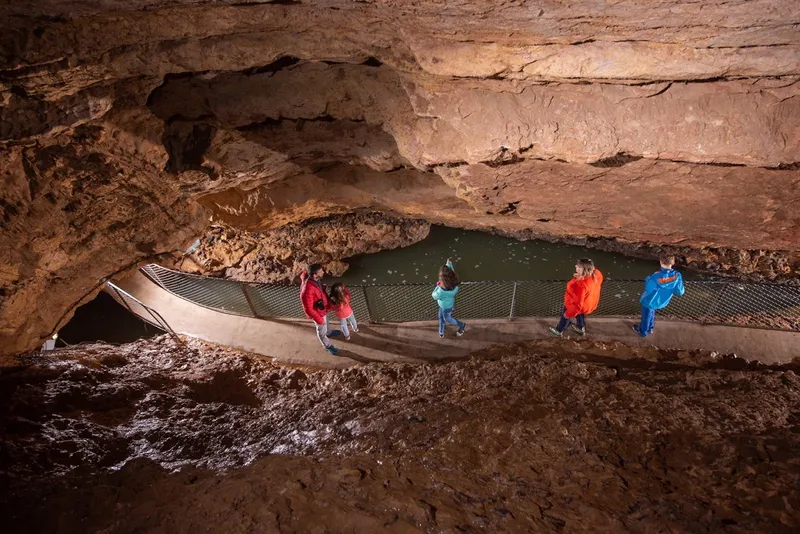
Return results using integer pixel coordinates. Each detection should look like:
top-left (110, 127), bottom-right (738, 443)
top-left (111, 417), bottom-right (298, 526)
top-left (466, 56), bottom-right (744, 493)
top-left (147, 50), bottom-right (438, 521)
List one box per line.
top-left (432, 258), bottom-right (466, 338)
top-left (634, 254), bottom-right (686, 337)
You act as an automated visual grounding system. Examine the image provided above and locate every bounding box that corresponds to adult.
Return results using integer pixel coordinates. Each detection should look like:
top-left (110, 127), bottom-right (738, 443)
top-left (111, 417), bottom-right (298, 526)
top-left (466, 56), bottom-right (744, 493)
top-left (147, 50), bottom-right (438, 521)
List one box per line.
top-left (634, 254), bottom-right (685, 337)
top-left (299, 264), bottom-right (340, 355)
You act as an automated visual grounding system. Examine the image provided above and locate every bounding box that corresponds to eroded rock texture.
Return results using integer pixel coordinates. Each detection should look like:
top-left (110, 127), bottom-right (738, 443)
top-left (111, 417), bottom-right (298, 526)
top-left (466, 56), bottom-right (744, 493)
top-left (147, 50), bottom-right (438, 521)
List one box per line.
top-left (1, 1), bottom-right (799, 354)
top-left (1, 336), bottom-right (799, 531)
top-left (181, 212), bottom-right (430, 282)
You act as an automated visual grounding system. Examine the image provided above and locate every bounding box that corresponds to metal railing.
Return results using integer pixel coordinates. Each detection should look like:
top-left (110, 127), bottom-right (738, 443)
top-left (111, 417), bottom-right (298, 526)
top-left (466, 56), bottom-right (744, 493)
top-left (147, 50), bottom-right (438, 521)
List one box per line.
top-left (105, 279), bottom-right (184, 344)
top-left (140, 264), bottom-right (800, 332)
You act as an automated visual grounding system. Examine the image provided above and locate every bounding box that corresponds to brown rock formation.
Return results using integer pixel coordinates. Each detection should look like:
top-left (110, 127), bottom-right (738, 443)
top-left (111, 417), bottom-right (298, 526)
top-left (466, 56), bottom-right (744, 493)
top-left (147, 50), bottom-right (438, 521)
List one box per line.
top-left (2, 1), bottom-right (799, 354)
top-left (181, 212), bottom-right (430, 282)
top-left (1, 336), bottom-right (799, 531)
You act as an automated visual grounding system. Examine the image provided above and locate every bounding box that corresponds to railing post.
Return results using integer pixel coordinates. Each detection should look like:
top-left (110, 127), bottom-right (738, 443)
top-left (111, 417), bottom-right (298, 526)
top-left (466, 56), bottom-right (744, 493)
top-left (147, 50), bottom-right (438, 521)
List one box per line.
top-left (240, 284), bottom-right (260, 318)
top-left (509, 281), bottom-right (518, 320)
top-left (361, 286), bottom-right (376, 323)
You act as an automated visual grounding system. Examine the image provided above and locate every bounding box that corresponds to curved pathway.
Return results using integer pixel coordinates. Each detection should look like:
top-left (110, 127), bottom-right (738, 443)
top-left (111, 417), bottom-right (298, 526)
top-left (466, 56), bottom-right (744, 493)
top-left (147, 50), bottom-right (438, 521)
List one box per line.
top-left (115, 271), bottom-right (799, 369)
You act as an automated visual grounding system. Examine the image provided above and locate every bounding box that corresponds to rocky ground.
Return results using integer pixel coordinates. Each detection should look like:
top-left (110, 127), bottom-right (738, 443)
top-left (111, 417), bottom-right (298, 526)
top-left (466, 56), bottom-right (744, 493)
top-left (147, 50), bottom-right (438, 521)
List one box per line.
top-left (1, 335), bottom-right (799, 533)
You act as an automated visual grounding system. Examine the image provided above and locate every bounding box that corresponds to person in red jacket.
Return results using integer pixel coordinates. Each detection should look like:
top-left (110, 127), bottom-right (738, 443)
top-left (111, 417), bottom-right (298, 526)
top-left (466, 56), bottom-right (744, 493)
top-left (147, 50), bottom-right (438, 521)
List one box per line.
top-left (549, 258), bottom-right (604, 338)
top-left (329, 283), bottom-right (359, 340)
top-left (299, 263), bottom-right (341, 355)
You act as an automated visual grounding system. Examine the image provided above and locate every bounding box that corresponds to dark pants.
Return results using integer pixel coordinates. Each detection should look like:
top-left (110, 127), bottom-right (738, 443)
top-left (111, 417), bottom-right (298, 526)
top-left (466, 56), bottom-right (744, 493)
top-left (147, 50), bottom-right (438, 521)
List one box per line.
top-left (556, 309), bottom-right (585, 332)
top-left (637, 306), bottom-right (656, 336)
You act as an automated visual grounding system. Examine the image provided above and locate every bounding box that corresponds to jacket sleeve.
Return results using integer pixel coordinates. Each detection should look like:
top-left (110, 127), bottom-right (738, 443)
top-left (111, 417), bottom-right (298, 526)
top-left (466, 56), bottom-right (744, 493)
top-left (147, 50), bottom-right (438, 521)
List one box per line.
top-left (301, 285), bottom-right (326, 324)
top-left (446, 261), bottom-right (454, 272)
top-left (432, 286), bottom-right (442, 300)
top-left (673, 273), bottom-right (686, 296)
top-left (563, 279), bottom-right (585, 318)
top-left (643, 274), bottom-right (657, 296)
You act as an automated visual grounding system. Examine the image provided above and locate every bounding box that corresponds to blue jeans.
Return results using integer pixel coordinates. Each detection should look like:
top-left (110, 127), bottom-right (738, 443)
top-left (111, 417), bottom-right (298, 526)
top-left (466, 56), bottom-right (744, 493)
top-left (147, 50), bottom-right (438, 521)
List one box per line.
top-left (339, 313), bottom-right (358, 337)
top-left (637, 306), bottom-right (656, 336)
top-left (438, 307), bottom-right (465, 335)
top-left (556, 309), bottom-right (585, 332)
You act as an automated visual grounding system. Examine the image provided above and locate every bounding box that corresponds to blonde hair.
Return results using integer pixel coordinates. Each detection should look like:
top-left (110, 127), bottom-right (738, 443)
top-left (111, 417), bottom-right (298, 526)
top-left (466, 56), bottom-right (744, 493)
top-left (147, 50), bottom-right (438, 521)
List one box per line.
top-left (576, 258), bottom-right (595, 278)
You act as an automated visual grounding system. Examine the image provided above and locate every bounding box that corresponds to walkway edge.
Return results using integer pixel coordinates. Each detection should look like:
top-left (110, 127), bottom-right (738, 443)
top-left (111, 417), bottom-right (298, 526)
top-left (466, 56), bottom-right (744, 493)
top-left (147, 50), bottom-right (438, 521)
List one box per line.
top-left (114, 272), bottom-right (800, 368)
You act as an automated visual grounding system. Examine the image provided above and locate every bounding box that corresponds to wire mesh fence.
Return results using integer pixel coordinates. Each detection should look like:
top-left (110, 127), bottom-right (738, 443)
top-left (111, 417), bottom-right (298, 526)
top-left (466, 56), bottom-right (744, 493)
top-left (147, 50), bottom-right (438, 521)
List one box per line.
top-left (140, 264), bottom-right (800, 332)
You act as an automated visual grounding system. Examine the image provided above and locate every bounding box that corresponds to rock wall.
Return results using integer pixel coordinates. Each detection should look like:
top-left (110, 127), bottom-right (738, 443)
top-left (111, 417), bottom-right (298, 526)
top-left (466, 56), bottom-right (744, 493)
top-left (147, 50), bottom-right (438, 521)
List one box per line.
top-left (1, 1), bottom-right (799, 354)
top-left (181, 212), bottom-right (430, 283)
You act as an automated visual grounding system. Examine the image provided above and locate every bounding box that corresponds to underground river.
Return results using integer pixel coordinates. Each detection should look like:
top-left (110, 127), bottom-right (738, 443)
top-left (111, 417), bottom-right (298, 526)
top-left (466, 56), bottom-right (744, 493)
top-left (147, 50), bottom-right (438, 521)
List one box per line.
top-left (332, 225), bottom-right (678, 285)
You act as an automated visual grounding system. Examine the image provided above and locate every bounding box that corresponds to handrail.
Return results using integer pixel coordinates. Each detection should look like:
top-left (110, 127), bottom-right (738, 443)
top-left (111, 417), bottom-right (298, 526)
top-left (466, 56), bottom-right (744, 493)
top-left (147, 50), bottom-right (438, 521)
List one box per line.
top-left (137, 264), bottom-right (800, 332)
top-left (104, 280), bottom-right (183, 345)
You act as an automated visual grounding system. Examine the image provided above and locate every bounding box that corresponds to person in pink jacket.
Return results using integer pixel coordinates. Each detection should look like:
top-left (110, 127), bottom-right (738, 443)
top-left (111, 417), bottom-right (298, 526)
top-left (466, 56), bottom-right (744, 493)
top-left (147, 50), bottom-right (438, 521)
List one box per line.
top-left (329, 283), bottom-right (359, 340)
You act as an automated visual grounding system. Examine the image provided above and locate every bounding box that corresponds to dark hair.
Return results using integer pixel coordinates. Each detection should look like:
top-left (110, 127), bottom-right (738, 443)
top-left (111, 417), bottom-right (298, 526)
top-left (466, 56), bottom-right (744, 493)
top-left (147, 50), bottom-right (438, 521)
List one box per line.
top-left (659, 254), bottom-right (675, 266)
top-left (438, 264), bottom-right (460, 291)
top-left (329, 283), bottom-right (348, 305)
top-left (307, 263), bottom-right (323, 276)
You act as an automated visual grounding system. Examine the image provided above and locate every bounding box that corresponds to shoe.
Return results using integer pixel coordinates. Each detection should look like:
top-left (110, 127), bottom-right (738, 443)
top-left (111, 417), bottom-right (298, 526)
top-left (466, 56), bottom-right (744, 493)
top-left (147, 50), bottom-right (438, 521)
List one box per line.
top-left (439, 333), bottom-right (444, 338)
top-left (344, 335), bottom-right (351, 341)
top-left (328, 330), bottom-right (342, 337)
top-left (326, 345), bottom-right (339, 355)
top-left (632, 325), bottom-right (646, 337)
top-left (548, 327), bottom-right (563, 338)
top-left (570, 325), bottom-right (586, 336)
top-left (352, 327), bottom-right (359, 333)
top-left (456, 324), bottom-right (466, 336)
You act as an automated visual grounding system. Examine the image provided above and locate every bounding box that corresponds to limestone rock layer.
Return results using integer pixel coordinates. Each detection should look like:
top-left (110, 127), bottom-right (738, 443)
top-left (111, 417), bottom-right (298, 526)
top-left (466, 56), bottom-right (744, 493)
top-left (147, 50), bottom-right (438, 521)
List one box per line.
top-left (1, 1), bottom-right (799, 354)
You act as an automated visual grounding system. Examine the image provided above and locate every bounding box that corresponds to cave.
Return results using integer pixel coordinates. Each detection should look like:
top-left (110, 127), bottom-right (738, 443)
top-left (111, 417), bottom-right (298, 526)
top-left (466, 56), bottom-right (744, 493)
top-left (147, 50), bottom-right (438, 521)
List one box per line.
top-left (1, 1), bottom-right (799, 532)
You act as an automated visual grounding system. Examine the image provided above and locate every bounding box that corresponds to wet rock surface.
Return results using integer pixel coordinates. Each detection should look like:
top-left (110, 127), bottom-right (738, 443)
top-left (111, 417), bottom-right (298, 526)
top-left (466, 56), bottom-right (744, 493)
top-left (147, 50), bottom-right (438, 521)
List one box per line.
top-left (1, 336), bottom-right (799, 532)
top-left (180, 212), bottom-right (430, 282)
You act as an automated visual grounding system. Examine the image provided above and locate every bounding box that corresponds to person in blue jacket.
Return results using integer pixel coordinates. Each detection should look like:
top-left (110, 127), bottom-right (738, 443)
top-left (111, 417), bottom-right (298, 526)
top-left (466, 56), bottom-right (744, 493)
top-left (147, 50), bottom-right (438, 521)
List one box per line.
top-left (634, 254), bottom-right (686, 337)
top-left (432, 258), bottom-right (466, 338)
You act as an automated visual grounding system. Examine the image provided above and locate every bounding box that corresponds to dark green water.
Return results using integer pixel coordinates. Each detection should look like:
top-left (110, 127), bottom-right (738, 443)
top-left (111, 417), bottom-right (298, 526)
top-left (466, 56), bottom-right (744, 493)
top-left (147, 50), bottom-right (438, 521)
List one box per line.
top-left (333, 226), bottom-right (667, 285)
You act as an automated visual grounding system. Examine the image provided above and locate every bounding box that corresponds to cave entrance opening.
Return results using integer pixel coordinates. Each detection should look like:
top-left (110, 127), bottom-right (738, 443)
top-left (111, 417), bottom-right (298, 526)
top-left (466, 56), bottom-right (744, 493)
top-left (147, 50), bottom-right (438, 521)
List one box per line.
top-left (57, 291), bottom-right (163, 346)
top-left (329, 225), bottom-right (676, 286)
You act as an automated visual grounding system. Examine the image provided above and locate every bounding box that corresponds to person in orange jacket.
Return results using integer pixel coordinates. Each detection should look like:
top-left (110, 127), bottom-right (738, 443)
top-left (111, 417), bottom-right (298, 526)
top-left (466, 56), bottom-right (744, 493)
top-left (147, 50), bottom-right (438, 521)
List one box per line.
top-left (549, 258), bottom-right (604, 337)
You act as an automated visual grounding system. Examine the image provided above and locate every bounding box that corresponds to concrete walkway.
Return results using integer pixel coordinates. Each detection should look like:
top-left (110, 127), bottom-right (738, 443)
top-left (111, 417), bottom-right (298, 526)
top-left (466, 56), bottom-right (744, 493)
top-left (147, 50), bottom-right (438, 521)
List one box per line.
top-left (115, 272), bottom-right (799, 369)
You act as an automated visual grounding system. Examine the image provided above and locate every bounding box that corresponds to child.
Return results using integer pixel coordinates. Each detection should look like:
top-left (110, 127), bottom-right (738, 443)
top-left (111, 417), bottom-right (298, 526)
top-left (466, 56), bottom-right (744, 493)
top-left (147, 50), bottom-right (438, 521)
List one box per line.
top-left (634, 254), bottom-right (685, 337)
top-left (329, 283), bottom-right (359, 340)
top-left (432, 258), bottom-right (466, 338)
top-left (549, 258), bottom-right (604, 337)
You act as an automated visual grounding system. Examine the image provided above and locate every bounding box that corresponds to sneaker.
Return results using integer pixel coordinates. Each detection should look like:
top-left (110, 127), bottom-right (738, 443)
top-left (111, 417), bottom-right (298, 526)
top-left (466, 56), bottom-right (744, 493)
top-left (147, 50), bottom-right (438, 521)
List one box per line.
top-left (632, 325), bottom-right (646, 337)
top-left (328, 330), bottom-right (342, 337)
top-left (439, 333), bottom-right (444, 338)
top-left (570, 325), bottom-right (586, 336)
top-left (456, 324), bottom-right (466, 336)
top-left (548, 326), bottom-right (563, 338)
top-left (344, 335), bottom-right (351, 341)
top-left (326, 345), bottom-right (339, 355)
top-left (352, 327), bottom-right (359, 333)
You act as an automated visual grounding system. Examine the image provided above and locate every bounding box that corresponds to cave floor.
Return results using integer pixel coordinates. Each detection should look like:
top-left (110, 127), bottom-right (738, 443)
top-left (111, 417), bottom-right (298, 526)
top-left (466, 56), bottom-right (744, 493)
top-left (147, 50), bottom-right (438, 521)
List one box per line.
top-left (1, 336), bottom-right (799, 533)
